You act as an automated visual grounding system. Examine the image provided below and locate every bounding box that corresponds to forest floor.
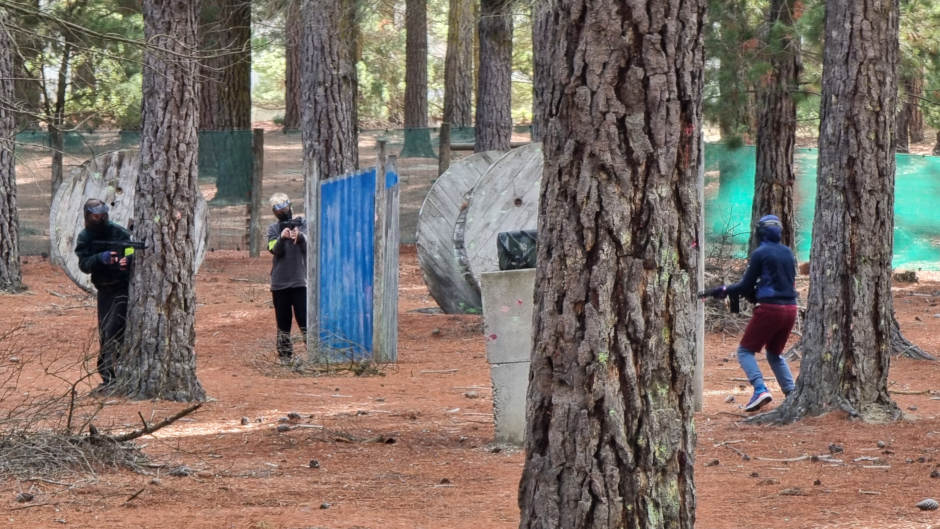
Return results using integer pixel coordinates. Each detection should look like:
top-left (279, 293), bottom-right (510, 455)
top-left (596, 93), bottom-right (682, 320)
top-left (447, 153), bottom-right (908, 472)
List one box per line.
top-left (0, 246), bottom-right (939, 529)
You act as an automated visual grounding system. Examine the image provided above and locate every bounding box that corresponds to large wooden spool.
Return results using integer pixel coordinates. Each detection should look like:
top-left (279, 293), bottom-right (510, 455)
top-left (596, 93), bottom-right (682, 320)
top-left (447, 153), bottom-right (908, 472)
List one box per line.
top-left (455, 143), bottom-right (543, 291)
top-left (415, 151), bottom-right (503, 313)
top-left (50, 150), bottom-right (209, 293)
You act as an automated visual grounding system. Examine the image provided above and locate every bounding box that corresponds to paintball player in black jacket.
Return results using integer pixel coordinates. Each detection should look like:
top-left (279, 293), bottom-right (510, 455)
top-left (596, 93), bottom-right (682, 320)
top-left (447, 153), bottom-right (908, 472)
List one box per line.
top-left (701, 214), bottom-right (798, 412)
top-left (266, 193), bottom-right (307, 363)
top-left (75, 199), bottom-right (133, 392)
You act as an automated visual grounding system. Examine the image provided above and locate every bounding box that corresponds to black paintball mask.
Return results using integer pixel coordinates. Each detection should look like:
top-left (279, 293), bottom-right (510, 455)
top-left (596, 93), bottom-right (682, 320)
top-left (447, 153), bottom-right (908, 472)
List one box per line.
top-left (84, 201), bottom-right (110, 233)
top-left (272, 199), bottom-right (292, 222)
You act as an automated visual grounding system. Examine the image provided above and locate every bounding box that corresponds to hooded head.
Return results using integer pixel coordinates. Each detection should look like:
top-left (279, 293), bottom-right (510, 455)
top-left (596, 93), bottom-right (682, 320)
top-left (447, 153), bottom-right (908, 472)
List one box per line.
top-left (756, 214), bottom-right (783, 243)
top-left (83, 199), bottom-right (110, 233)
top-left (269, 192), bottom-right (292, 222)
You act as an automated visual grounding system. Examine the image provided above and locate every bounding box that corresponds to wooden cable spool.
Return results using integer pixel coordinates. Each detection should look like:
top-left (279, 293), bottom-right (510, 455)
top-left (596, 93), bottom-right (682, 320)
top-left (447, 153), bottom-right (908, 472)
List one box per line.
top-left (49, 150), bottom-right (209, 293)
top-left (454, 143), bottom-right (543, 292)
top-left (415, 150), bottom-right (503, 313)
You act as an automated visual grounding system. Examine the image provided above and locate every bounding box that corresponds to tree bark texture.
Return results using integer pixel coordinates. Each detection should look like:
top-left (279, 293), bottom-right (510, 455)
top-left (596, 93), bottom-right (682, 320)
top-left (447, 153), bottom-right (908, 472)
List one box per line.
top-left (11, 0), bottom-right (42, 129)
top-left (748, 0), bottom-right (801, 252)
top-left (475, 0), bottom-right (513, 152)
top-left (895, 105), bottom-right (909, 153)
top-left (518, 2), bottom-right (705, 528)
top-left (442, 0), bottom-right (475, 129)
top-left (301, 0), bottom-right (359, 180)
top-left (763, 0), bottom-right (901, 424)
top-left (0, 7), bottom-right (24, 292)
top-left (405, 0), bottom-right (428, 128)
top-left (198, 0), bottom-right (251, 130)
top-left (118, 0), bottom-right (206, 402)
top-left (529, 0), bottom-right (549, 143)
top-left (284, 0), bottom-right (302, 130)
top-left (49, 42), bottom-right (72, 198)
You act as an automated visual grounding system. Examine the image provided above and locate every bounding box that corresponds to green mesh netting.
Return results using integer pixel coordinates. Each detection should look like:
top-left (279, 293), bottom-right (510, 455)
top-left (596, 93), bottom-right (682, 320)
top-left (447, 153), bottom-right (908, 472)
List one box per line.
top-left (706, 143), bottom-right (940, 270)
top-left (14, 129), bottom-right (255, 204)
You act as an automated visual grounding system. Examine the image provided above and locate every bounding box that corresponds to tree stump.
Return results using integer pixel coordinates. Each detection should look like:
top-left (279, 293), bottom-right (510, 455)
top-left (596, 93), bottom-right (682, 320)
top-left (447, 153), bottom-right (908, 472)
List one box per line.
top-left (455, 143), bottom-right (543, 291)
top-left (416, 150), bottom-right (502, 313)
top-left (49, 150), bottom-right (209, 293)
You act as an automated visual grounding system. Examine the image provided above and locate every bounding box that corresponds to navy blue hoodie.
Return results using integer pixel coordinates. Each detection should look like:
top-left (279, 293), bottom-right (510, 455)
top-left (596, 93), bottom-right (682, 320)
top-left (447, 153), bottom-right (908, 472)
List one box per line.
top-left (724, 221), bottom-right (797, 305)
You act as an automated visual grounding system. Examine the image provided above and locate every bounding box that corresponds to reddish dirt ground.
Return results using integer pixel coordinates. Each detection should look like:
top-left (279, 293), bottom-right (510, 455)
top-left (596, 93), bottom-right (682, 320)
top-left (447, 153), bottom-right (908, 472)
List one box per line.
top-left (1, 246), bottom-right (939, 529)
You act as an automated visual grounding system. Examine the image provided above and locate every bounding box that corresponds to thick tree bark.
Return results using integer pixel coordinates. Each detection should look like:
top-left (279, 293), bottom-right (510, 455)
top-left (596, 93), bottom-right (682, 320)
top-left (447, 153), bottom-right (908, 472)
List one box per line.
top-left (49, 42), bottom-right (71, 198)
top-left (283, 0), bottom-right (302, 130)
top-left (933, 130), bottom-right (940, 156)
top-left (442, 0), bottom-right (474, 130)
top-left (749, 0), bottom-right (801, 252)
top-left (401, 0), bottom-right (435, 158)
top-left (11, 0), bottom-right (42, 129)
top-left (518, 1), bottom-right (705, 528)
top-left (474, 0), bottom-right (512, 152)
top-left (404, 0), bottom-right (428, 129)
top-left (529, 0), bottom-right (549, 143)
top-left (0, 7), bottom-right (24, 293)
top-left (301, 0), bottom-right (359, 180)
top-left (199, 0), bottom-right (252, 203)
top-left (439, 0), bottom-right (475, 173)
top-left (758, 0), bottom-right (901, 424)
top-left (199, 0), bottom-right (251, 130)
top-left (117, 0), bottom-right (205, 402)
top-left (895, 103), bottom-right (909, 153)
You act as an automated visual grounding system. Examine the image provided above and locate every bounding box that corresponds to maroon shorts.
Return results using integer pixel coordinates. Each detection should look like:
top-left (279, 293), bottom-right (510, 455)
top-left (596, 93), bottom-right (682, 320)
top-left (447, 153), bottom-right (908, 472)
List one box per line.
top-left (740, 303), bottom-right (798, 356)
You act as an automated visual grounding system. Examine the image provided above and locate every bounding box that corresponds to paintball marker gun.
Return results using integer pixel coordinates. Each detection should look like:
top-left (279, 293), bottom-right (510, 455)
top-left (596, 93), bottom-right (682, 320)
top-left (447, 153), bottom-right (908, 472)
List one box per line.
top-left (89, 239), bottom-right (148, 258)
top-left (697, 285), bottom-right (755, 314)
top-left (278, 216), bottom-right (304, 233)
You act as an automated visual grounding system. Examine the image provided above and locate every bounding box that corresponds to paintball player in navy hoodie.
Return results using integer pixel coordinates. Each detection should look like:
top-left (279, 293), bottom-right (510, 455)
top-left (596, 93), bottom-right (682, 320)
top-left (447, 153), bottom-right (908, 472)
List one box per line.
top-left (702, 214), bottom-right (798, 412)
top-left (75, 199), bottom-right (133, 392)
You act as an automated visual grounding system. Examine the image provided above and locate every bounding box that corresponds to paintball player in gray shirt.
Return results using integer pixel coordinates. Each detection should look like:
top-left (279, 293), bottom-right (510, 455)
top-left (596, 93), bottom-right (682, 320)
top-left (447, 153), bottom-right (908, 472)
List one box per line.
top-left (266, 193), bottom-right (307, 362)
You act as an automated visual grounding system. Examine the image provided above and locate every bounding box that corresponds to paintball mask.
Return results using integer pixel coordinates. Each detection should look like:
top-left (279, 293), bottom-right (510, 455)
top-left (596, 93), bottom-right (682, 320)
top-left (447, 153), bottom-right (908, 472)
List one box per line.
top-left (272, 199), bottom-right (292, 222)
top-left (756, 214), bottom-right (783, 243)
top-left (84, 201), bottom-right (110, 232)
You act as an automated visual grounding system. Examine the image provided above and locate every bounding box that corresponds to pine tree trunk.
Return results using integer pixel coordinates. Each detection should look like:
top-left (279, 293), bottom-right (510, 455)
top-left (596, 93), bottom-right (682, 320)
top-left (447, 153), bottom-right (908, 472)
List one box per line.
top-left (895, 100), bottom-right (910, 153)
top-left (518, 1), bottom-right (705, 528)
top-left (442, 0), bottom-right (474, 129)
top-left (529, 0), bottom-right (548, 143)
top-left (11, 0), bottom-right (42, 129)
top-left (749, 0), bottom-right (801, 252)
top-left (439, 0), bottom-right (475, 173)
top-left (0, 7), bottom-right (24, 293)
top-left (401, 0), bottom-right (435, 158)
top-left (283, 0), bottom-right (302, 130)
top-left (759, 0), bottom-right (900, 424)
top-left (301, 0), bottom-right (359, 180)
top-left (117, 0), bottom-right (205, 402)
top-left (933, 130), bottom-right (940, 156)
top-left (199, 0), bottom-right (252, 203)
top-left (474, 0), bottom-right (512, 152)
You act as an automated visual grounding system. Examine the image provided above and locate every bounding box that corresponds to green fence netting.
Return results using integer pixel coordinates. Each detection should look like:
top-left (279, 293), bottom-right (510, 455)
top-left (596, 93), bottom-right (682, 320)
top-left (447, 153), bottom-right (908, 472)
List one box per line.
top-left (14, 130), bottom-right (939, 270)
top-left (706, 143), bottom-right (940, 270)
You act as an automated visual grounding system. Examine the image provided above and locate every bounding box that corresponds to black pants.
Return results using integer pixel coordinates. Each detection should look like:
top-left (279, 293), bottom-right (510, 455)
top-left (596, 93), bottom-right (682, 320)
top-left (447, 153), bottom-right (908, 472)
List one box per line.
top-left (272, 287), bottom-right (307, 357)
top-left (96, 284), bottom-right (128, 385)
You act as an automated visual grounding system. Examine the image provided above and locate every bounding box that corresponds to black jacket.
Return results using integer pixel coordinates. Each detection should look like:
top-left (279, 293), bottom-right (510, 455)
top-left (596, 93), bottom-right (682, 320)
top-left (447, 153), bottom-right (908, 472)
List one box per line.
top-left (75, 221), bottom-right (133, 289)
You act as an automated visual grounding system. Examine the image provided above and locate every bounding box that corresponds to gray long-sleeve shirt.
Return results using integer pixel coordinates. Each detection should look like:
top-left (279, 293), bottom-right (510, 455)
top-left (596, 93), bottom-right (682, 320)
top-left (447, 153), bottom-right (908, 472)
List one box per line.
top-left (266, 218), bottom-right (307, 291)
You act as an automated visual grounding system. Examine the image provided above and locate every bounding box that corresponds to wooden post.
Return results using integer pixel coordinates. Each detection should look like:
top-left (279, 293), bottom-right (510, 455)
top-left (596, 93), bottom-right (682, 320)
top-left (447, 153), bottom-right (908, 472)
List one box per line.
top-left (248, 128), bottom-right (264, 257)
top-left (373, 140), bottom-right (399, 363)
top-left (438, 122), bottom-right (452, 176)
top-left (305, 160), bottom-right (321, 361)
top-left (694, 134), bottom-right (705, 412)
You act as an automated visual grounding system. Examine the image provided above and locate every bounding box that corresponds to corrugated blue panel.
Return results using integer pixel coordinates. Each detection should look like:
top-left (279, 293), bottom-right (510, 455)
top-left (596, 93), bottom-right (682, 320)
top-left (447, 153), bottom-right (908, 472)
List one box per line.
top-left (319, 168), bottom-right (376, 360)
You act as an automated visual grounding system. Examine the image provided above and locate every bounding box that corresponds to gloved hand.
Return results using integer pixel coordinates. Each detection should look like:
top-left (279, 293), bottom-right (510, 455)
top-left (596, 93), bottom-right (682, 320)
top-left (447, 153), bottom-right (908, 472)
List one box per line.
top-left (697, 285), bottom-right (727, 299)
top-left (98, 250), bottom-right (116, 265)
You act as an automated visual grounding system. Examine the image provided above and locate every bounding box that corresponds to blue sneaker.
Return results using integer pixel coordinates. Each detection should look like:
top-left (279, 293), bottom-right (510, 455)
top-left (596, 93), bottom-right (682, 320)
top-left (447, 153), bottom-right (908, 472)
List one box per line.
top-left (745, 389), bottom-right (773, 412)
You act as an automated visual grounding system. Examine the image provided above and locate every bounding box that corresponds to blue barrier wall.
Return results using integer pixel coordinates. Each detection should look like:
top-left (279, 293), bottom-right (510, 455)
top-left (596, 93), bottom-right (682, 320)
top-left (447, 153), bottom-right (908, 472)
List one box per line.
top-left (319, 168), bottom-right (376, 359)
